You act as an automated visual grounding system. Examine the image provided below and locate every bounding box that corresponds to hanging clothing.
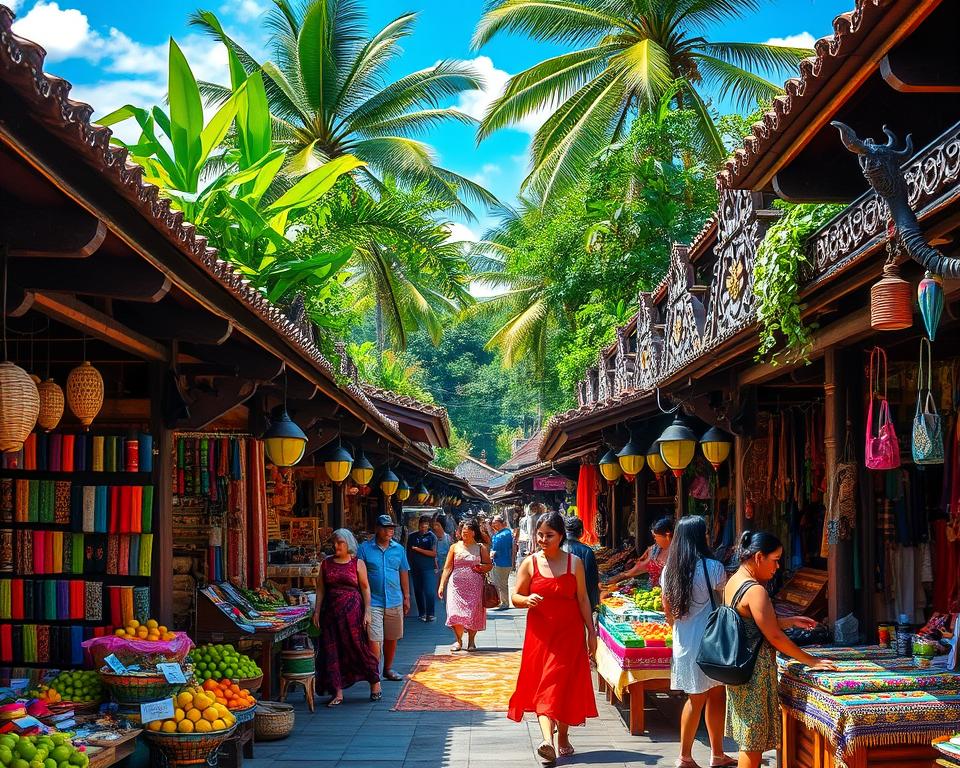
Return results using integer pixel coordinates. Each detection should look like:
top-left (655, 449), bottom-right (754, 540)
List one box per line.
top-left (576, 464), bottom-right (599, 546)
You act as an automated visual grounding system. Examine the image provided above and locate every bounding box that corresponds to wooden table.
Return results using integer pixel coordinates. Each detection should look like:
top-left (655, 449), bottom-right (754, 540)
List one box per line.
top-left (86, 729), bottom-right (142, 768)
top-left (218, 719), bottom-right (255, 768)
top-left (594, 641), bottom-right (673, 735)
top-left (597, 672), bottom-right (671, 735)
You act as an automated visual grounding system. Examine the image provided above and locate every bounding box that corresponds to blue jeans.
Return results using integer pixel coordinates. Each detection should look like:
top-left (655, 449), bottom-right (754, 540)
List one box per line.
top-left (411, 568), bottom-right (437, 617)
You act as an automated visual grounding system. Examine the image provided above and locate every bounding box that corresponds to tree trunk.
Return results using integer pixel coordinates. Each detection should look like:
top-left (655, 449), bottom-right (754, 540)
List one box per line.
top-left (375, 299), bottom-right (385, 355)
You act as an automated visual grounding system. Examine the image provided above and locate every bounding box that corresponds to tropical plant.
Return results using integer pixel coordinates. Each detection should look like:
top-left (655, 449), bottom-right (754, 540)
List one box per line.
top-left (433, 425), bottom-right (474, 470)
top-left (346, 342), bottom-right (433, 401)
top-left (191, 1), bottom-right (497, 218)
top-left (473, 0), bottom-right (811, 203)
top-left (754, 202), bottom-right (846, 363)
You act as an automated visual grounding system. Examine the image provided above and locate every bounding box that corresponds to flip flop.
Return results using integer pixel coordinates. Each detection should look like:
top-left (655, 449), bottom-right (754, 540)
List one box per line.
top-left (450, 642), bottom-right (463, 652)
top-left (537, 741), bottom-right (557, 764)
top-left (558, 745), bottom-right (575, 757)
top-left (709, 758), bottom-right (736, 767)
top-left (466, 644), bottom-right (478, 652)
top-left (326, 697), bottom-right (343, 708)
top-left (370, 691), bottom-right (382, 702)
top-left (383, 669), bottom-right (404, 681)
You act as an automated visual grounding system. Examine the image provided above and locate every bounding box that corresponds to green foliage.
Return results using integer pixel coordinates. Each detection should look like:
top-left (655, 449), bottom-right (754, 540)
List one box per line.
top-left (346, 342), bottom-right (434, 402)
top-left (433, 425), bottom-right (473, 470)
top-left (754, 202), bottom-right (846, 363)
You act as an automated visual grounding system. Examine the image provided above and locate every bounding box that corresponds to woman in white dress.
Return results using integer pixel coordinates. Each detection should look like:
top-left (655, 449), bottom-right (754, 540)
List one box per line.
top-left (660, 516), bottom-right (735, 768)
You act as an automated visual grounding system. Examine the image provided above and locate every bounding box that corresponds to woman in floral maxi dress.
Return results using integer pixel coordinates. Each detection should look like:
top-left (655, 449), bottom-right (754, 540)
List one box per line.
top-left (314, 529), bottom-right (381, 706)
top-left (438, 518), bottom-right (491, 652)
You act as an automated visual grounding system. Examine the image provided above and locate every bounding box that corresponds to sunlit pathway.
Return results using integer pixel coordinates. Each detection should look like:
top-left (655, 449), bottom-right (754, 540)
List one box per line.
top-left (244, 600), bottom-right (764, 767)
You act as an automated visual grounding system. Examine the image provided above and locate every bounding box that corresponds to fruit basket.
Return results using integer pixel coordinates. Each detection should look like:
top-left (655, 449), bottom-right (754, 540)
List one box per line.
top-left (231, 703), bottom-right (257, 724)
top-left (100, 670), bottom-right (185, 705)
top-left (253, 702), bottom-right (294, 741)
top-left (142, 725), bottom-right (236, 766)
top-left (83, 631), bottom-right (194, 670)
top-left (235, 674), bottom-right (263, 693)
top-left (188, 644), bottom-right (261, 684)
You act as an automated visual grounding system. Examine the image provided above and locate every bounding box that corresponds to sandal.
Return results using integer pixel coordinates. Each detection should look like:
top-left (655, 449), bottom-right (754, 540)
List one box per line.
top-left (536, 741), bottom-right (557, 764)
top-left (709, 758), bottom-right (736, 767)
top-left (558, 745), bottom-right (575, 757)
top-left (450, 642), bottom-right (463, 653)
top-left (370, 690), bottom-right (382, 702)
top-left (466, 644), bottom-right (478, 652)
top-left (675, 759), bottom-right (701, 768)
top-left (326, 697), bottom-right (343, 708)
top-left (383, 669), bottom-right (404, 681)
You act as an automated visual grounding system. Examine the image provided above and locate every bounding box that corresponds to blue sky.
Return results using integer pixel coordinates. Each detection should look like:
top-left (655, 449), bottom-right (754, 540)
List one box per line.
top-left (8, 0), bottom-right (852, 238)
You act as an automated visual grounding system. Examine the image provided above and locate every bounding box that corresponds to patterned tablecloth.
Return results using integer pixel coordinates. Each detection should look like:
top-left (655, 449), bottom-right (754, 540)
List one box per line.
top-left (777, 646), bottom-right (960, 767)
top-left (595, 641), bottom-right (671, 698)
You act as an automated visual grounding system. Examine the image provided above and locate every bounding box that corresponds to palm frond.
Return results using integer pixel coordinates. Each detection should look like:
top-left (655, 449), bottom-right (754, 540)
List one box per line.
top-left (692, 54), bottom-right (784, 111)
top-left (486, 295), bottom-right (549, 367)
top-left (672, 0), bottom-right (762, 32)
top-left (613, 36), bottom-right (673, 105)
top-left (676, 79), bottom-right (725, 160)
top-left (361, 108), bottom-right (477, 138)
top-left (702, 41), bottom-right (812, 74)
top-left (473, 0), bottom-right (628, 50)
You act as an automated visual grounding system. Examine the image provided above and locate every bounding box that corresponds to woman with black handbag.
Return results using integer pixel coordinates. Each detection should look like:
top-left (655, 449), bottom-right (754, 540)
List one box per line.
top-left (724, 532), bottom-right (836, 768)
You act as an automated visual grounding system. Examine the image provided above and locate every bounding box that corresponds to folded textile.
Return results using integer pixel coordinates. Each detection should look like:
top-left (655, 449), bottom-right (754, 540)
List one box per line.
top-left (139, 433), bottom-right (153, 473)
top-left (27, 480), bottom-right (38, 523)
top-left (107, 536), bottom-right (119, 575)
top-left (62, 533), bottom-right (72, 575)
top-left (11, 579), bottom-right (23, 621)
top-left (92, 436), bottom-right (104, 472)
top-left (0, 479), bottom-right (12, 524)
top-left (133, 586), bottom-right (149, 625)
top-left (43, 580), bottom-right (56, 621)
top-left (70, 625), bottom-right (84, 666)
top-left (119, 486), bottom-right (132, 533)
top-left (130, 486), bottom-right (142, 534)
top-left (0, 579), bottom-right (10, 619)
top-left (85, 581), bottom-right (102, 622)
top-left (50, 531), bottom-right (63, 574)
top-left (94, 486), bottom-right (107, 533)
top-left (104, 437), bottom-right (117, 473)
top-left (85, 534), bottom-right (107, 575)
top-left (0, 623), bottom-right (10, 663)
top-left (14, 480), bottom-right (27, 523)
top-left (56, 580), bottom-right (69, 620)
top-left (61, 435), bottom-right (75, 472)
top-left (82, 486), bottom-right (95, 532)
top-left (128, 535), bottom-right (140, 577)
top-left (125, 437), bottom-right (138, 472)
top-left (69, 580), bottom-right (84, 620)
top-left (107, 586), bottom-right (121, 627)
top-left (71, 533), bottom-right (84, 574)
top-left (117, 536), bottom-right (130, 577)
top-left (141, 486), bottom-right (153, 533)
top-left (32, 531), bottom-right (45, 574)
top-left (54, 481), bottom-right (70, 525)
top-left (0, 529), bottom-right (12, 573)
top-left (139, 533), bottom-right (153, 577)
top-left (120, 586), bottom-right (134, 627)
top-left (23, 433), bottom-right (36, 471)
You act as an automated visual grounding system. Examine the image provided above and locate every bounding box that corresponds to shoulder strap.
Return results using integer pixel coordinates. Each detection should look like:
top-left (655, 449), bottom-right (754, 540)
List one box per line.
top-left (701, 557), bottom-right (716, 609)
top-left (731, 579), bottom-right (759, 609)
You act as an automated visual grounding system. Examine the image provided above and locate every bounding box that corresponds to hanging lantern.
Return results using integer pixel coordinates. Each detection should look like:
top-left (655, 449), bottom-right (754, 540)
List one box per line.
top-left (415, 484), bottom-right (429, 504)
top-left (380, 468), bottom-right (399, 497)
top-left (917, 271), bottom-right (944, 340)
top-left (0, 362), bottom-right (39, 453)
top-left (700, 426), bottom-right (732, 470)
top-left (324, 444), bottom-right (354, 483)
top-left (66, 361), bottom-right (104, 428)
top-left (598, 449), bottom-right (622, 482)
top-left (617, 436), bottom-right (646, 475)
top-left (658, 416), bottom-right (698, 477)
top-left (646, 443), bottom-right (667, 477)
top-left (396, 478), bottom-right (411, 502)
top-left (263, 409), bottom-right (307, 467)
top-left (36, 378), bottom-right (65, 432)
top-left (350, 453), bottom-right (374, 487)
top-left (870, 262), bottom-right (913, 331)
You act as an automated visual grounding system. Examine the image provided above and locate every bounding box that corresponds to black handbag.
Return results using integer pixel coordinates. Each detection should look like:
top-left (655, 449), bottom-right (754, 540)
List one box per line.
top-left (696, 562), bottom-right (762, 686)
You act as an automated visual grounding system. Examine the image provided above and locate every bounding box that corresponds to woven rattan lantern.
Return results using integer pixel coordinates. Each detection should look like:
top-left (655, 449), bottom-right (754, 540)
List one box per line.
top-left (870, 262), bottom-right (913, 331)
top-left (0, 362), bottom-right (40, 452)
top-left (66, 361), bottom-right (104, 428)
top-left (36, 378), bottom-right (65, 432)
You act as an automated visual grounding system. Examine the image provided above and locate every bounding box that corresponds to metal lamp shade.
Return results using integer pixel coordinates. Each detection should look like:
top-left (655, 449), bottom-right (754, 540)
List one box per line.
top-left (350, 454), bottom-right (374, 487)
top-left (380, 468), bottom-right (400, 497)
top-left (598, 449), bottom-right (623, 482)
top-left (646, 444), bottom-right (668, 477)
top-left (396, 479), bottom-right (411, 501)
top-left (917, 271), bottom-right (944, 340)
top-left (0, 362), bottom-right (39, 453)
top-left (415, 485), bottom-right (429, 504)
top-left (617, 439), bottom-right (646, 475)
top-left (658, 417), bottom-right (697, 477)
top-left (263, 409), bottom-right (307, 467)
top-left (700, 426), bottom-right (732, 470)
top-left (324, 445), bottom-right (354, 483)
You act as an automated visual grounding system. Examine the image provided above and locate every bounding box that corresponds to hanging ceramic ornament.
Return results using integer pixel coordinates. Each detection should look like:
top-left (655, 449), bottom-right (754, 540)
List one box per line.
top-left (917, 271), bottom-right (944, 341)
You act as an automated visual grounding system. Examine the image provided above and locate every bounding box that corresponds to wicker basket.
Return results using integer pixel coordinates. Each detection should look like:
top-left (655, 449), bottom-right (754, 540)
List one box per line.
top-left (142, 725), bottom-right (235, 766)
top-left (0, 362), bottom-right (40, 453)
top-left (66, 361), bottom-right (104, 427)
top-left (231, 703), bottom-right (257, 724)
top-left (234, 674), bottom-right (263, 693)
top-left (100, 670), bottom-right (183, 705)
top-left (36, 378), bottom-right (64, 432)
top-left (48, 700), bottom-right (100, 717)
top-left (253, 702), bottom-right (294, 741)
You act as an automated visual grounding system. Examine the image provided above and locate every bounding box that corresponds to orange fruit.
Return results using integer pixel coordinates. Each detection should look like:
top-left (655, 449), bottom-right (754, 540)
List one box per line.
top-left (114, 629), bottom-right (125, 637)
top-left (193, 694), bottom-right (212, 710)
top-left (202, 707), bottom-right (218, 723)
top-left (174, 708), bottom-right (185, 723)
top-left (147, 721), bottom-right (162, 732)
top-left (161, 720), bottom-right (177, 733)
top-left (212, 719), bottom-right (226, 731)
top-left (202, 680), bottom-right (218, 692)
top-left (177, 719), bottom-right (195, 733)
top-left (176, 692), bottom-right (193, 709)
top-left (194, 720), bottom-right (212, 734)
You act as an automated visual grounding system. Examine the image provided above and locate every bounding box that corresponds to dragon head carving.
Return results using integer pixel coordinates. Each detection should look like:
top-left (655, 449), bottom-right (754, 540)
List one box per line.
top-left (831, 122), bottom-right (914, 199)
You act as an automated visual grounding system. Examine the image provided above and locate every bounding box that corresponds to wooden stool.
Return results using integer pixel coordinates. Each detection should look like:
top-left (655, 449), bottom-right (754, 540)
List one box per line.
top-left (279, 673), bottom-right (316, 712)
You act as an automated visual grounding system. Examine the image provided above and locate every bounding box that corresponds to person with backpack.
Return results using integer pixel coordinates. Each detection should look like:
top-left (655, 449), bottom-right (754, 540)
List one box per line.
top-left (660, 516), bottom-right (735, 768)
top-left (723, 531), bottom-right (836, 768)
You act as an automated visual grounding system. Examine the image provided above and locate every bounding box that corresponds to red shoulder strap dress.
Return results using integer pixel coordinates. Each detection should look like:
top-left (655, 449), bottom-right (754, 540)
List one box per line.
top-left (508, 553), bottom-right (598, 726)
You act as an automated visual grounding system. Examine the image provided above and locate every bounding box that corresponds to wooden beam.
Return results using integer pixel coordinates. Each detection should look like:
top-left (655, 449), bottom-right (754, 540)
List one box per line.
top-left (181, 379), bottom-right (257, 431)
top-left (149, 359), bottom-right (174, 627)
top-left (4, 286), bottom-right (33, 317)
top-left (303, 424), bottom-right (339, 458)
top-left (881, 52), bottom-right (960, 93)
top-left (114, 301), bottom-right (233, 345)
top-left (30, 291), bottom-right (169, 361)
top-left (180, 341), bottom-right (283, 382)
top-left (9, 254), bottom-right (171, 302)
top-left (1, 202), bottom-right (107, 258)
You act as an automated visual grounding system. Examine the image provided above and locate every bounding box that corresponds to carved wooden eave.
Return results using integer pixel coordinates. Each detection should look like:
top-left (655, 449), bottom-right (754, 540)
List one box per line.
top-left (635, 292), bottom-right (663, 391)
top-left (612, 324), bottom-right (636, 396)
top-left (660, 245), bottom-right (706, 378)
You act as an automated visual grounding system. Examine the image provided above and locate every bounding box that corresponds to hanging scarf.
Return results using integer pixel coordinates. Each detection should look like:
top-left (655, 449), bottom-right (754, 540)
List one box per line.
top-left (576, 463), bottom-right (599, 546)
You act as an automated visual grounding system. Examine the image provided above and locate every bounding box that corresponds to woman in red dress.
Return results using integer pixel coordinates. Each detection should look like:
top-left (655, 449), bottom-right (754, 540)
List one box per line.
top-left (509, 510), bottom-right (598, 763)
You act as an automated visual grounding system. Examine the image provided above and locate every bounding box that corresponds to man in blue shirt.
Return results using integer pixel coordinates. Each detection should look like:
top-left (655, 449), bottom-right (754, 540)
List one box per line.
top-left (489, 514), bottom-right (514, 610)
top-left (357, 515), bottom-right (410, 681)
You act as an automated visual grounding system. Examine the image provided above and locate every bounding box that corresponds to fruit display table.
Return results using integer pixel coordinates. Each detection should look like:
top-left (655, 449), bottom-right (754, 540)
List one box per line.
top-left (85, 729), bottom-right (142, 768)
top-left (777, 646), bottom-right (960, 768)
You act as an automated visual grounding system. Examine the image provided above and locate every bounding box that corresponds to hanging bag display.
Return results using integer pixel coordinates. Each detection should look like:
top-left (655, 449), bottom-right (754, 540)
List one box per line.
top-left (696, 561), bottom-right (762, 685)
top-left (912, 337), bottom-right (944, 465)
top-left (865, 346), bottom-right (900, 471)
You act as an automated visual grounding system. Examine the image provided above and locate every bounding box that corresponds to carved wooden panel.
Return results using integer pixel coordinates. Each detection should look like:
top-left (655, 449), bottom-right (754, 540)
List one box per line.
top-left (635, 292), bottom-right (664, 391)
top-left (613, 325), bottom-right (636, 395)
top-left (660, 245), bottom-right (706, 377)
top-left (596, 352), bottom-right (611, 402)
top-left (706, 190), bottom-right (762, 343)
top-left (576, 380), bottom-right (587, 407)
top-left (584, 366), bottom-right (599, 403)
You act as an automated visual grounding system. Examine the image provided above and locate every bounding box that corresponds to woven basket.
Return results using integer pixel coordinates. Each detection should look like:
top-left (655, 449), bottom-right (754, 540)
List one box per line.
top-left (0, 362), bottom-right (39, 452)
top-left (142, 724), bottom-right (235, 766)
top-left (100, 670), bottom-right (183, 705)
top-left (870, 263), bottom-right (913, 331)
top-left (231, 703), bottom-right (257, 724)
top-left (253, 702), bottom-right (294, 741)
top-left (234, 674), bottom-right (263, 693)
top-left (48, 700), bottom-right (100, 717)
top-left (36, 378), bottom-right (65, 432)
top-left (66, 361), bottom-right (104, 427)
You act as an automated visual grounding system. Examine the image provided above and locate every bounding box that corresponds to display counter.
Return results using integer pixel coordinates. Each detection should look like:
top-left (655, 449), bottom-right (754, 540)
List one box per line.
top-left (778, 646), bottom-right (960, 768)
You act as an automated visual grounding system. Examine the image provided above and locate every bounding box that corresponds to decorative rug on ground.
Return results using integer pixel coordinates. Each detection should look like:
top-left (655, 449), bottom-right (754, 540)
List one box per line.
top-left (393, 651), bottom-right (521, 711)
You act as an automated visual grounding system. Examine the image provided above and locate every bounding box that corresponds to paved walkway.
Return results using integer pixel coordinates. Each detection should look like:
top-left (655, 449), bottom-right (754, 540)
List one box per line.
top-left (245, 603), bottom-right (762, 767)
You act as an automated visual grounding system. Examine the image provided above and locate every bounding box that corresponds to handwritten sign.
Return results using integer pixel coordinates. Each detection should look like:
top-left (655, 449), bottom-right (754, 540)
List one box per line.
top-left (140, 698), bottom-right (175, 724)
top-left (156, 663), bottom-right (187, 684)
top-left (103, 654), bottom-right (127, 674)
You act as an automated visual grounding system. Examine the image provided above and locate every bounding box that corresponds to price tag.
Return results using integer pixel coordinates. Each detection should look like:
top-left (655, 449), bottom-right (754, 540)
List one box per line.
top-left (103, 654), bottom-right (127, 674)
top-left (140, 698), bottom-right (175, 724)
top-left (156, 663), bottom-right (187, 684)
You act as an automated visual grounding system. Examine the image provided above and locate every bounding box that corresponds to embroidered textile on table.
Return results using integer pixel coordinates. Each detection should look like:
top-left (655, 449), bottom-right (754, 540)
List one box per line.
top-left (778, 675), bottom-right (960, 767)
top-left (778, 655), bottom-right (960, 695)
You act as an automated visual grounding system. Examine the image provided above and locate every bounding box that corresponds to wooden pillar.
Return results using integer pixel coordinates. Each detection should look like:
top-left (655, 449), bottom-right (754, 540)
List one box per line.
top-left (149, 359), bottom-right (173, 627)
top-left (610, 481), bottom-right (617, 546)
top-left (825, 348), bottom-right (854, 625)
top-left (332, 483), bottom-right (344, 529)
top-left (734, 435), bottom-right (747, 538)
top-left (636, 472), bottom-right (648, 554)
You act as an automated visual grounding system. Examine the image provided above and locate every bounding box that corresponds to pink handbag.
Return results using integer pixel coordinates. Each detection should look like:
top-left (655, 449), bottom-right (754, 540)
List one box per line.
top-left (865, 346), bottom-right (900, 470)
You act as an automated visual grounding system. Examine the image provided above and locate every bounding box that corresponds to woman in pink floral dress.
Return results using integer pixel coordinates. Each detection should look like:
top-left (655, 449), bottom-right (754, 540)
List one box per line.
top-left (438, 518), bottom-right (492, 652)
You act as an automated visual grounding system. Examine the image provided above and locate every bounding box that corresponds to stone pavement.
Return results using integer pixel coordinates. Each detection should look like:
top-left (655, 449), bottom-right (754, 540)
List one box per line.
top-left (243, 602), bottom-right (768, 768)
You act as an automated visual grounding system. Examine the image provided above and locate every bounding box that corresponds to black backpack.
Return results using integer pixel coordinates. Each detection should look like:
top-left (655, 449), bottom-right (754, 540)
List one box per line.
top-left (696, 565), bottom-right (762, 686)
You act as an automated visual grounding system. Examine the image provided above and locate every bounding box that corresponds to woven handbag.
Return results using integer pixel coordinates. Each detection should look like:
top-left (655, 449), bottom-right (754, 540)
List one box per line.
top-left (865, 346), bottom-right (900, 471)
top-left (912, 338), bottom-right (944, 465)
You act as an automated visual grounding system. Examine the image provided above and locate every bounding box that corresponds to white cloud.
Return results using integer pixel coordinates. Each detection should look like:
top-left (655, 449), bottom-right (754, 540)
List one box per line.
top-left (764, 32), bottom-right (816, 49)
top-left (221, 0), bottom-right (267, 22)
top-left (12, 1), bottom-right (93, 61)
top-left (445, 222), bottom-right (478, 244)
top-left (470, 162), bottom-right (501, 188)
top-left (457, 55), bottom-right (551, 136)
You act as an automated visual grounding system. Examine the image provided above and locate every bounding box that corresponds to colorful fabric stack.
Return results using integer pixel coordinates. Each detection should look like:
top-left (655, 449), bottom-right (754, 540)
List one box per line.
top-left (0, 432), bottom-right (153, 472)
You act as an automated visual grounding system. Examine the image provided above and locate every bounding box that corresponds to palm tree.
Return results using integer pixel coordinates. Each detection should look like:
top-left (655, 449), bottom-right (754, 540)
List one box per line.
top-left (191, 0), bottom-right (497, 218)
top-left (473, 0), bottom-right (812, 204)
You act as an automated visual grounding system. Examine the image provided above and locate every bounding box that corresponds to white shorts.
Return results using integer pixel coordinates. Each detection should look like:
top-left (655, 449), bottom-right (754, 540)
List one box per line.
top-left (368, 605), bottom-right (404, 642)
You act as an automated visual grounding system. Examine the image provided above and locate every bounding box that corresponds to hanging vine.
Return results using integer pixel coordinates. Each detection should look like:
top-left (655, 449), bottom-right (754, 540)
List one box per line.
top-left (754, 202), bottom-right (846, 364)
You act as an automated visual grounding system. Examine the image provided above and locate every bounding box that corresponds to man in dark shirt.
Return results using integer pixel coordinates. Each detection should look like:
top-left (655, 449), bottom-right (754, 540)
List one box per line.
top-left (406, 515), bottom-right (438, 621)
top-left (563, 516), bottom-right (600, 612)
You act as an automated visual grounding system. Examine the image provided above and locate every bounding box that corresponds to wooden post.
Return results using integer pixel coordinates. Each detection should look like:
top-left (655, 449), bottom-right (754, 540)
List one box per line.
top-left (149, 359), bottom-right (173, 626)
top-left (825, 348), bottom-right (854, 625)
top-left (610, 481), bottom-right (617, 546)
top-left (734, 435), bottom-right (747, 538)
top-left (332, 482), bottom-right (344, 529)
top-left (636, 472), bottom-right (648, 554)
